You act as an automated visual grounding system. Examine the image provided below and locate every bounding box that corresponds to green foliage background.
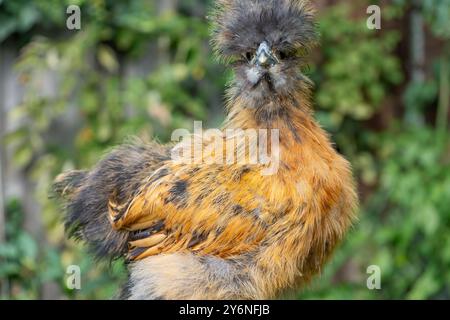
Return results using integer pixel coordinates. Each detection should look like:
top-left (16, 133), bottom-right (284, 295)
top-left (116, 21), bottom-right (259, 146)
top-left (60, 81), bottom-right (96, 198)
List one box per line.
top-left (0, 0), bottom-right (449, 299)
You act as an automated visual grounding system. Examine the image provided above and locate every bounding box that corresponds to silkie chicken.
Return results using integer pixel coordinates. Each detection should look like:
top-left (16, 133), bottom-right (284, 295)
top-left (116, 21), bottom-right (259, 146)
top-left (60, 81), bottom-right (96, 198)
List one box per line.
top-left (54, 0), bottom-right (358, 300)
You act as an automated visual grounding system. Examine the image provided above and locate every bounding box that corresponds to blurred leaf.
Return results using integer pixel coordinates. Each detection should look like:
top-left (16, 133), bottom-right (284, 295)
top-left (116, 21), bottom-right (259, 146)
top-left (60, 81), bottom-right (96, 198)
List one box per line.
top-left (97, 45), bottom-right (119, 73)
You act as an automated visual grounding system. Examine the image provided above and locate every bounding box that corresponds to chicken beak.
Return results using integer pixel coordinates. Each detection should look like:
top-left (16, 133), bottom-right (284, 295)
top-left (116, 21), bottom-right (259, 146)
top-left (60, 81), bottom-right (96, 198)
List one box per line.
top-left (254, 41), bottom-right (278, 68)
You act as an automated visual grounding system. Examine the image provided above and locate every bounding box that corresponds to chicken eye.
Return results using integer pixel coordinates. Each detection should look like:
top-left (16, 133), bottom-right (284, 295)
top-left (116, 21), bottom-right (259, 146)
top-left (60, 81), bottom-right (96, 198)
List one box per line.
top-left (244, 52), bottom-right (253, 61)
top-left (278, 50), bottom-right (288, 60)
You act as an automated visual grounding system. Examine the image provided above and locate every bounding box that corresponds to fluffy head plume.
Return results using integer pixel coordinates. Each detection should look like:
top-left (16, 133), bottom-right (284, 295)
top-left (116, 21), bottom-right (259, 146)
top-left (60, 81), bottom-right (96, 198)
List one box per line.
top-left (211, 0), bottom-right (317, 63)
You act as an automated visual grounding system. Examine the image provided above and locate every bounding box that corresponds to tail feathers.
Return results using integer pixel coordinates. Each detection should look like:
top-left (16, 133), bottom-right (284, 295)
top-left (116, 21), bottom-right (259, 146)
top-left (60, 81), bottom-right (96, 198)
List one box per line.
top-left (53, 141), bottom-right (170, 261)
top-left (53, 170), bottom-right (88, 200)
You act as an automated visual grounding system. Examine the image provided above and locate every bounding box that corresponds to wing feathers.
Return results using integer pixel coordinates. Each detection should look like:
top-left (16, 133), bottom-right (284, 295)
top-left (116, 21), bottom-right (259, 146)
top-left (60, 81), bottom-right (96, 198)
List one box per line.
top-left (109, 164), bottom-right (274, 261)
